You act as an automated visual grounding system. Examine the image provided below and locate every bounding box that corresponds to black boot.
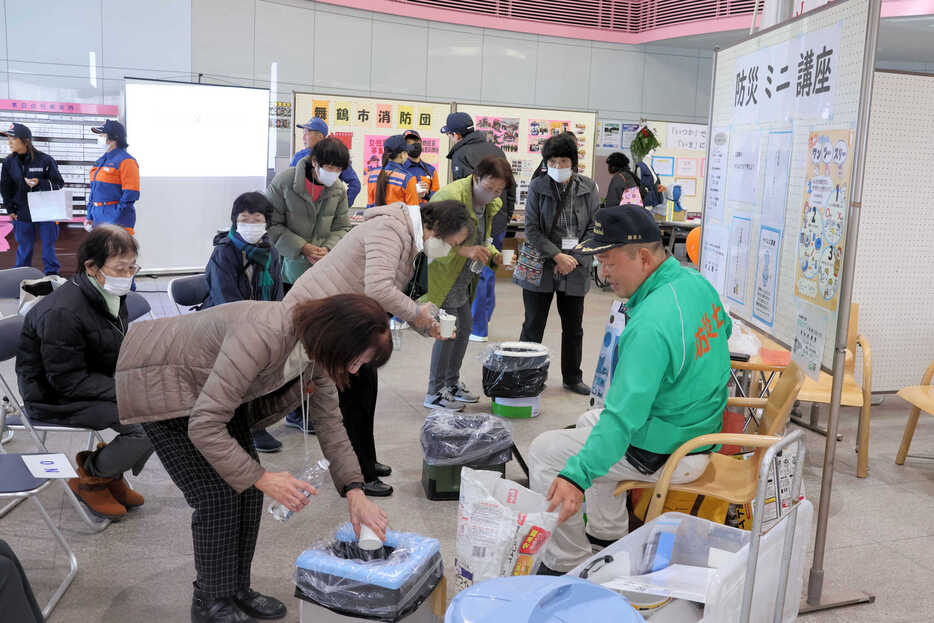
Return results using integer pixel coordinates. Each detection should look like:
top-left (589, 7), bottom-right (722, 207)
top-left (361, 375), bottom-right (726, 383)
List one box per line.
top-left (233, 589), bottom-right (286, 620)
top-left (363, 478), bottom-right (394, 497)
top-left (374, 462), bottom-right (392, 477)
top-left (192, 584), bottom-right (256, 623)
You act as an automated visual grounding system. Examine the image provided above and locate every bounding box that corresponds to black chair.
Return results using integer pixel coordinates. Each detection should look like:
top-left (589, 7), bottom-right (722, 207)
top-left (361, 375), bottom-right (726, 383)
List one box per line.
top-left (167, 274), bottom-right (209, 314)
top-left (125, 291), bottom-right (151, 322)
top-left (0, 315), bottom-right (110, 532)
top-left (0, 454), bottom-right (78, 618)
top-left (0, 267), bottom-right (44, 299)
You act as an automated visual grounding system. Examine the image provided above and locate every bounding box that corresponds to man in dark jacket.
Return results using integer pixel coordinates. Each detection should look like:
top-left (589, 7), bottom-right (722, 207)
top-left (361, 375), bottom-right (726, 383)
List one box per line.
top-left (0, 123), bottom-right (65, 274)
top-left (442, 112), bottom-right (517, 342)
top-left (16, 225), bottom-right (152, 520)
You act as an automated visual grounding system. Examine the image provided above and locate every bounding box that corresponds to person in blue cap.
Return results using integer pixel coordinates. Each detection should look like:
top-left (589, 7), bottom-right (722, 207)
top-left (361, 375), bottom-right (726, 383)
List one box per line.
top-left (0, 123), bottom-right (65, 275)
top-left (87, 120), bottom-right (140, 233)
top-left (290, 117), bottom-right (361, 206)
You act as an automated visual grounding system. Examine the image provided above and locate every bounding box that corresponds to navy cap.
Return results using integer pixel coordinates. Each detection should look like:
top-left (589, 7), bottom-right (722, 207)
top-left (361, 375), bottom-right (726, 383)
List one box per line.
top-left (403, 129), bottom-right (421, 140)
top-left (296, 117), bottom-right (329, 136)
top-left (575, 204), bottom-right (662, 255)
top-left (0, 123), bottom-right (31, 140)
top-left (383, 134), bottom-right (408, 155)
top-left (441, 112), bottom-right (473, 135)
top-left (91, 119), bottom-right (126, 139)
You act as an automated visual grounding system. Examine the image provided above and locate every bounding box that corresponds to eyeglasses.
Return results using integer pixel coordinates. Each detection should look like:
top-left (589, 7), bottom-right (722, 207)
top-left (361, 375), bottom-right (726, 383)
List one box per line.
top-left (104, 264), bottom-right (141, 278)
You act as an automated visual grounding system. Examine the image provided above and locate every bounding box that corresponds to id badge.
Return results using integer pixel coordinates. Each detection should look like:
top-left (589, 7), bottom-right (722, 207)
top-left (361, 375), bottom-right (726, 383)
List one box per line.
top-left (561, 237), bottom-right (577, 251)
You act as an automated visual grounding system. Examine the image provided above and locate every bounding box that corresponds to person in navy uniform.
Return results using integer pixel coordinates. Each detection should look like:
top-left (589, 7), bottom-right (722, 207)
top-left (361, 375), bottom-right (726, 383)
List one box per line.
top-left (0, 123), bottom-right (65, 275)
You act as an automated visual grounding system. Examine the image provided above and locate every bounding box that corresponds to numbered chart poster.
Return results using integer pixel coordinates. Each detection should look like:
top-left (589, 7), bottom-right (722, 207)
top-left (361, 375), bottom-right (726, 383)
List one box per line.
top-left (794, 129), bottom-right (854, 312)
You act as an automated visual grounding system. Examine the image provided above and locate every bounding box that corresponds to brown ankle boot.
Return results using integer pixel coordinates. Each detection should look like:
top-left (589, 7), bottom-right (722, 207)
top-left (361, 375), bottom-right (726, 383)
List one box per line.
top-left (69, 451), bottom-right (126, 520)
top-left (107, 477), bottom-right (144, 508)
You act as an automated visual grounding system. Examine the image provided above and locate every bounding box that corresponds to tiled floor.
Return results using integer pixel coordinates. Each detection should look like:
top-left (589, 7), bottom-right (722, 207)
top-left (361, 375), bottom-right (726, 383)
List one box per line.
top-left (2, 277), bottom-right (933, 621)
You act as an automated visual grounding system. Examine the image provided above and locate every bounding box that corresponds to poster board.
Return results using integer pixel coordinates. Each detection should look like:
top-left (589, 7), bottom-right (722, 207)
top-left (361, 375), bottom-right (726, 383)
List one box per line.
top-left (700, 0), bottom-right (874, 369)
top-left (292, 93), bottom-right (451, 208)
top-left (647, 121), bottom-right (708, 216)
top-left (454, 104), bottom-right (597, 225)
top-left (853, 71), bottom-right (934, 391)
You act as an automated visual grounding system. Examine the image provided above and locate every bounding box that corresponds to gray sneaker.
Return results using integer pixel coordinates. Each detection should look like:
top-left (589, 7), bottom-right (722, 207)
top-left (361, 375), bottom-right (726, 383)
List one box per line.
top-left (424, 388), bottom-right (465, 411)
top-left (451, 382), bottom-right (479, 403)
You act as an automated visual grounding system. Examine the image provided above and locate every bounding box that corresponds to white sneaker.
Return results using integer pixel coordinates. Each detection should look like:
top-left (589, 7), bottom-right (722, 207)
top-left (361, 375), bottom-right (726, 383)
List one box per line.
top-left (450, 382), bottom-right (479, 403)
top-left (468, 334), bottom-right (489, 342)
top-left (424, 389), bottom-right (465, 411)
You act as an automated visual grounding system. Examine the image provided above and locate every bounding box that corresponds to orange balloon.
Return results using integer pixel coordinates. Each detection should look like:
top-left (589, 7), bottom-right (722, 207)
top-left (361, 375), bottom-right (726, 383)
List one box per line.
top-left (686, 227), bottom-right (701, 266)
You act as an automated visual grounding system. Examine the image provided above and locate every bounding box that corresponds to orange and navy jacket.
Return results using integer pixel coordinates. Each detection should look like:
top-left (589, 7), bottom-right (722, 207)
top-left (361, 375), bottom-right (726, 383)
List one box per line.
top-left (87, 148), bottom-right (139, 228)
top-left (401, 158), bottom-right (440, 203)
top-left (366, 160), bottom-right (419, 208)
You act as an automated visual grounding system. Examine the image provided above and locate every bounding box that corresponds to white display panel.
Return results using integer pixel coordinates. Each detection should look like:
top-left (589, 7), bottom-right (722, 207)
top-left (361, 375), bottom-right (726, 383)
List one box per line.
top-left (125, 78), bottom-right (269, 272)
top-left (125, 79), bottom-right (268, 177)
top-left (701, 0), bottom-right (873, 368)
top-left (853, 71), bottom-right (934, 391)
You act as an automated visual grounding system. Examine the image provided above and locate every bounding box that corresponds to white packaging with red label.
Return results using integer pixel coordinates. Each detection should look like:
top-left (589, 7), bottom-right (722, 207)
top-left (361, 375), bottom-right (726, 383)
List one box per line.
top-left (453, 467), bottom-right (559, 592)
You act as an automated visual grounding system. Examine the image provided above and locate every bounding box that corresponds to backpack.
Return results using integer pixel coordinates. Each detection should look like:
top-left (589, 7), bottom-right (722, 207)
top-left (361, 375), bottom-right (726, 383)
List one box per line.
top-left (636, 162), bottom-right (664, 207)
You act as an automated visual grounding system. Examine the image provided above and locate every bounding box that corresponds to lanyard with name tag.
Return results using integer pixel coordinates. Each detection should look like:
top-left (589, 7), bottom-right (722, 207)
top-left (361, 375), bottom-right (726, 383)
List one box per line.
top-left (561, 237), bottom-right (578, 251)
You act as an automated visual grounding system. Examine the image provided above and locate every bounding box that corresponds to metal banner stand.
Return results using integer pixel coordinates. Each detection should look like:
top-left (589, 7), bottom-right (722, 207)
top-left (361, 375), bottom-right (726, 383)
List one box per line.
top-left (799, 0), bottom-right (881, 614)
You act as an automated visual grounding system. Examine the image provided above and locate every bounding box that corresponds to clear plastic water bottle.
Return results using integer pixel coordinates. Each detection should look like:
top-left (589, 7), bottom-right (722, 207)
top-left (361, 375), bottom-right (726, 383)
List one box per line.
top-left (268, 458), bottom-right (330, 522)
top-left (470, 237), bottom-right (494, 273)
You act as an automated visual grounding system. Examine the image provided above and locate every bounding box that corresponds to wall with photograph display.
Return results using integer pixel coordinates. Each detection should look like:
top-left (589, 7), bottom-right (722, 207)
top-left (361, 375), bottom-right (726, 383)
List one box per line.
top-left (293, 93), bottom-right (451, 209)
top-left (455, 104), bottom-right (596, 224)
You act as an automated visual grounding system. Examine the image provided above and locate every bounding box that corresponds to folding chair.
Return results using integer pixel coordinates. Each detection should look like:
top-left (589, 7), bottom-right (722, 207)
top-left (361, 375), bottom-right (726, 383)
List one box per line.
top-left (167, 273), bottom-right (209, 314)
top-left (125, 291), bottom-right (152, 322)
top-left (0, 267), bottom-right (44, 445)
top-left (0, 315), bottom-right (110, 532)
top-left (0, 453), bottom-right (78, 619)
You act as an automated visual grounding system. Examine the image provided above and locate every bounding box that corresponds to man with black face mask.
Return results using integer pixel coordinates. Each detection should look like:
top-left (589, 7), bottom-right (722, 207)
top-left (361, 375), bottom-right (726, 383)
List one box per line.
top-left (401, 130), bottom-right (439, 203)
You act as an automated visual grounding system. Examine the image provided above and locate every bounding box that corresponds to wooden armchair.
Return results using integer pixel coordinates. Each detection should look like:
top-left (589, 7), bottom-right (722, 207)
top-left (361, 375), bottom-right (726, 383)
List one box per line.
top-left (614, 362), bottom-right (806, 522)
top-left (895, 360), bottom-right (934, 465)
top-left (795, 303), bottom-right (872, 477)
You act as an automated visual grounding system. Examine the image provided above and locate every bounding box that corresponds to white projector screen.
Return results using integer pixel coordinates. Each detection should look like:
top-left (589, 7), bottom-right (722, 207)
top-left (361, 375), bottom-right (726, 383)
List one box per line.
top-left (124, 78), bottom-right (269, 272)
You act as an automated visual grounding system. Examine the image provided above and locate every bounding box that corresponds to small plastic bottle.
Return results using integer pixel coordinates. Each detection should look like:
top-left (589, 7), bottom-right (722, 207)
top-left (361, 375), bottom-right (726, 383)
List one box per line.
top-left (470, 237), bottom-right (494, 273)
top-left (268, 458), bottom-right (330, 522)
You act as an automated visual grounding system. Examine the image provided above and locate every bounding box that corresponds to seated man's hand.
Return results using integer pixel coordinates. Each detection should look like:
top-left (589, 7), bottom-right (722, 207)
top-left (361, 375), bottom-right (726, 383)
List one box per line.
top-left (546, 477), bottom-right (583, 525)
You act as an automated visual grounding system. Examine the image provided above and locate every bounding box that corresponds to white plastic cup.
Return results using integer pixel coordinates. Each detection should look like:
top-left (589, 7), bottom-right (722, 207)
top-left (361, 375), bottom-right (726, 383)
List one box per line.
top-left (439, 311), bottom-right (456, 339)
top-left (416, 182), bottom-right (428, 195)
top-left (358, 524), bottom-right (383, 551)
top-left (501, 249), bottom-right (515, 267)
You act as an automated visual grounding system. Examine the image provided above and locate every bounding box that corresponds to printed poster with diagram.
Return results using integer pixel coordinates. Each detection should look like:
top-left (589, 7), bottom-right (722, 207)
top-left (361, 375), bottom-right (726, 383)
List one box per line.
top-left (794, 129), bottom-right (854, 312)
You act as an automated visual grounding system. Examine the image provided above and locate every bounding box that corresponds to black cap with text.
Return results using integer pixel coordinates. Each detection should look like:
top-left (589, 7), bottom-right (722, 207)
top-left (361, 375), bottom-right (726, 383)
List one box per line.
top-left (574, 204), bottom-right (662, 255)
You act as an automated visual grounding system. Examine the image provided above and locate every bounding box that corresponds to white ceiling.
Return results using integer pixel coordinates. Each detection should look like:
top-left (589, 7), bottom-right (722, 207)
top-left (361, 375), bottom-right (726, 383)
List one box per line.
top-left (653, 15), bottom-right (934, 65)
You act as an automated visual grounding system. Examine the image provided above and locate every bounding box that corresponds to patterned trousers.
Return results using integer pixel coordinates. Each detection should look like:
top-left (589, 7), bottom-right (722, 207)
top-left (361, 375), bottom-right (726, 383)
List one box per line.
top-left (142, 406), bottom-right (264, 599)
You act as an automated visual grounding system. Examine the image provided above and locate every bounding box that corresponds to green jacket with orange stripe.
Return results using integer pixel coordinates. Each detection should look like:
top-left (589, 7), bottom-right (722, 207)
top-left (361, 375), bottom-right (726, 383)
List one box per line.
top-left (560, 257), bottom-right (732, 491)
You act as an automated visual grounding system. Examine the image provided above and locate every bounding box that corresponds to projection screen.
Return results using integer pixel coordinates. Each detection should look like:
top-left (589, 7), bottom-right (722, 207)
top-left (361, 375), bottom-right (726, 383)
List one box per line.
top-left (124, 78), bottom-right (269, 273)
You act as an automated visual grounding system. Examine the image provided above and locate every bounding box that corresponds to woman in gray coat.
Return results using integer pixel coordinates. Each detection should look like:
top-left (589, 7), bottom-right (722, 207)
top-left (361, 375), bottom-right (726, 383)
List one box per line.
top-left (513, 133), bottom-right (599, 395)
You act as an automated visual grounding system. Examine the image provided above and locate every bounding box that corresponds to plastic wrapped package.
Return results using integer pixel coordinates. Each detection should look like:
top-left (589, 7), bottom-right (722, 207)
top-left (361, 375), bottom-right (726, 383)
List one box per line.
top-left (481, 342), bottom-right (550, 398)
top-left (454, 468), bottom-right (559, 591)
top-left (728, 318), bottom-right (762, 358)
top-left (294, 523), bottom-right (443, 622)
top-left (421, 411), bottom-right (513, 467)
top-left (569, 504), bottom-right (813, 623)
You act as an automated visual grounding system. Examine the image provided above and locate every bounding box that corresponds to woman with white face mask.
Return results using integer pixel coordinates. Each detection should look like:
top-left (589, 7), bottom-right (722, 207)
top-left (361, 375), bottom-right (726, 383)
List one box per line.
top-left (514, 132), bottom-right (600, 396)
top-left (202, 192), bottom-right (286, 453)
top-left (283, 199), bottom-right (472, 496)
top-left (15, 225), bottom-right (153, 521)
top-left (266, 136), bottom-right (352, 292)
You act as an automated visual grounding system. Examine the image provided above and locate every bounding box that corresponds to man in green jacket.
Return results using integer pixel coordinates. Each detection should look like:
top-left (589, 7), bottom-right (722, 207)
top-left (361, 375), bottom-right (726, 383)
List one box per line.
top-left (529, 204), bottom-right (732, 574)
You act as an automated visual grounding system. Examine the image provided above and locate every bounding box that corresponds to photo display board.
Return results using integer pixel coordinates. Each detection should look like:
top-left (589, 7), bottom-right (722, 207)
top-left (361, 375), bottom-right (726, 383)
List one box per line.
top-left (292, 94), bottom-right (451, 208)
top-left (647, 120), bottom-right (708, 217)
top-left (701, 0), bottom-right (874, 371)
top-left (455, 104), bottom-right (597, 225)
